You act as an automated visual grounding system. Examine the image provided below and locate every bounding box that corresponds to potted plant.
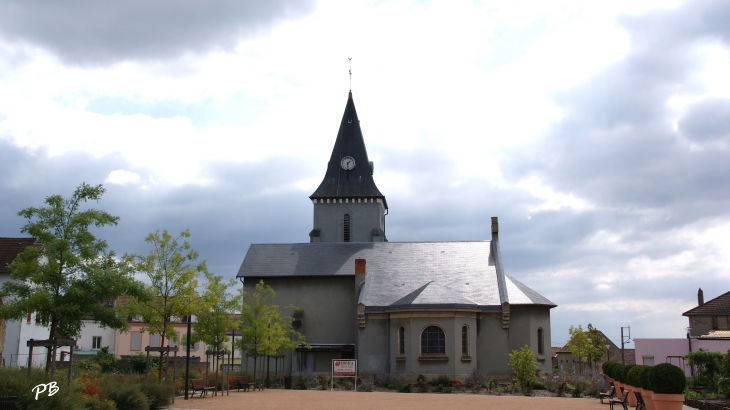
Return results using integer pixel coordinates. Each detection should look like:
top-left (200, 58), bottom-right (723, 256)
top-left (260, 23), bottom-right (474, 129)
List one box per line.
top-left (622, 364), bottom-right (637, 407)
top-left (649, 363), bottom-right (687, 410)
top-left (638, 365), bottom-right (656, 410)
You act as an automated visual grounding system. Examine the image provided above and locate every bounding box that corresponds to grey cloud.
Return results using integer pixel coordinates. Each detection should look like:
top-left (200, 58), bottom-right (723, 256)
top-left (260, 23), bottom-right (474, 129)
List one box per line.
top-left (679, 98), bottom-right (730, 142)
top-left (0, 0), bottom-right (315, 65)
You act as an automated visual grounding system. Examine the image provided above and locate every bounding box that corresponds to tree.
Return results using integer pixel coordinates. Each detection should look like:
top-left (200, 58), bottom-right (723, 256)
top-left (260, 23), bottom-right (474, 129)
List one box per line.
top-left (585, 324), bottom-right (607, 372)
top-left (509, 344), bottom-right (539, 393)
top-left (193, 271), bottom-right (240, 377)
top-left (236, 280), bottom-right (306, 384)
top-left (0, 183), bottom-right (146, 373)
top-left (123, 229), bottom-right (204, 380)
top-left (565, 323), bottom-right (606, 374)
top-left (565, 325), bottom-right (589, 373)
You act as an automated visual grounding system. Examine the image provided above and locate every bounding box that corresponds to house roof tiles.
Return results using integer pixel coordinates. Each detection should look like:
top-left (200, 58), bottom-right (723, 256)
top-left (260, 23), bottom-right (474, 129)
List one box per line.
top-left (0, 237), bottom-right (37, 274)
top-left (683, 290), bottom-right (730, 316)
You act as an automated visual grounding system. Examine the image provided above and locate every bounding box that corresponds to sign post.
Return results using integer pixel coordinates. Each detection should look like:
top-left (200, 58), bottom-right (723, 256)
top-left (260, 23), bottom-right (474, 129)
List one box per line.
top-left (331, 359), bottom-right (357, 391)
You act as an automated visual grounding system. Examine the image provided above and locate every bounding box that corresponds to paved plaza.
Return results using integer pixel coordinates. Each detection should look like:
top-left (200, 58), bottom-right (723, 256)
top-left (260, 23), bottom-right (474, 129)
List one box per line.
top-left (165, 389), bottom-right (698, 410)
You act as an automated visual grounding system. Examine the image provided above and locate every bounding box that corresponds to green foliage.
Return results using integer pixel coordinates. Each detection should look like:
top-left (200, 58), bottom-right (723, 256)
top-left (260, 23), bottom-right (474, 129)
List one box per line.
top-left (716, 349), bottom-right (730, 403)
top-left (612, 363), bottom-right (626, 382)
top-left (75, 360), bottom-right (102, 373)
top-left (638, 365), bottom-right (652, 391)
top-left (649, 363), bottom-right (687, 394)
top-left (104, 384), bottom-right (149, 410)
top-left (359, 378), bottom-right (375, 392)
top-left (193, 271), bottom-right (240, 352)
top-left (686, 348), bottom-right (724, 389)
top-left (237, 280), bottom-right (306, 356)
top-left (83, 395), bottom-right (116, 410)
top-left (487, 377), bottom-right (498, 393)
top-left (416, 374), bottom-right (429, 392)
top-left (565, 324), bottom-right (606, 373)
top-left (139, 381), bottom-right (174, 409)
top-left (626, 365), bottom-right (643, 386)
top-left (622, 364), bottom-right (636, 385)
top-left (603, 361), bottom-right (618, 376)
top-left (127, 352), bottom-right (160, 374)
top-left (0, 367), bottom-right (84, 410)
top-left (0, 183), bottom-right (146, 372)
top-left (509, 345), bottom-right (539, 393)
top-left (123, 229), bottom-right (205, 380)
top-left (91, 347), bottom-right (119, 373)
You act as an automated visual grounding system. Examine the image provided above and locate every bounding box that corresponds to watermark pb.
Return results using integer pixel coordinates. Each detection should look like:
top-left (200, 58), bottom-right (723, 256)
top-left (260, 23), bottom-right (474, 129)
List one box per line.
top-left (32, 382), bottom-right (59, 400)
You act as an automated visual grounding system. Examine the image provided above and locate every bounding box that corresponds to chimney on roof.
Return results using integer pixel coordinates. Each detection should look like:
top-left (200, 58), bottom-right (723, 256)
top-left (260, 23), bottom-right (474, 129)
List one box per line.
top-left (491, 217), bottom-right (499, 239)
top-left (698, 288), bottom-right (704, 306)
top-left (355, 258), bottom-right (366, 293)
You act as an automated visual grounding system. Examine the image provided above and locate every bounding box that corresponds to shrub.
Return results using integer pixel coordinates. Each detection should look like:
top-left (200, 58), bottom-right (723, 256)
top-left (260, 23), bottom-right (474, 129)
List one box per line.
top-left (83, 395), bottom-right (117, 410)
top-left (91, 347), bottom-right (119, 373)
top-left (627, 365), bottom-right (643, 387)
top-left (612, 364), bottom-right (626, 383)
top-left (602, 361), bottom-right (615, 375)
top-left (398, 382), bottom-right (413, 393)
top-left (140, 381), bottom-right (174, 409)
top-left (487, 378), bottom-right (498, 393)
top-left (465, 367), bottom-right (487, 388)
top-left (532, 380), bottom-right (546, 390)
top-left (638, 366), bottom-right (652, 391)
top-left (359, 377), bottom-right (375, 392)
top-left (509, 345), bottom-right (539, 393)
top-left (415, 374), bottom-right (429, 393)
top-left (621, 364), bottom-right (636, 385)
top-left (556, 380), bottom-right (568, 396)
top-left (0, 367), bottom-right (85, 410)
top-left (104, 385), bottom-right (149, 410)
top-left (571, 382), bottom-right (584, 397)
top-left (686, 348), bottom-right (723, 390)
top-left (75, 360), bottom-right (103, 374)
top-left (430, 375), bottom-right (453, 389)
top-left (649, 363), bottom-right (687, 394)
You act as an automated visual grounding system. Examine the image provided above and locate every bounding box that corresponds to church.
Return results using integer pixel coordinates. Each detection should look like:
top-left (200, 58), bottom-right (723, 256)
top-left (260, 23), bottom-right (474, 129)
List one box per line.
top-left (236, 92), bottom-right (556, 379)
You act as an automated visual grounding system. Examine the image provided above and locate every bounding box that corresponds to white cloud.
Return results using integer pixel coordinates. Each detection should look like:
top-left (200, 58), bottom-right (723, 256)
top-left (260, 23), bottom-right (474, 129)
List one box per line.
top-left (105, 170), bottom-right (141, 185)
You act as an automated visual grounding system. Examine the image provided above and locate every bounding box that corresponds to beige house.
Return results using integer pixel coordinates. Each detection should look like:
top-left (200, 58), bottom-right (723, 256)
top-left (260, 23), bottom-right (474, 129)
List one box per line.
top-left (113, 319), bottom-right (209, 360)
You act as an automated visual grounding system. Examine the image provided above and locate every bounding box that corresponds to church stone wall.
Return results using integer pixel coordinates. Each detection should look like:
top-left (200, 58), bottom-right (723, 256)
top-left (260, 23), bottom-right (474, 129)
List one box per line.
top-left (357, 315), bottom-right (389, 374)
top-left (477, 312), bottom-right (511, 375)
top-left (313, 202), bottom-right (385, 242)
top-left (242, 276), bottom-right (357, 374)
top-left (506, 305), bottom-right (553, 373)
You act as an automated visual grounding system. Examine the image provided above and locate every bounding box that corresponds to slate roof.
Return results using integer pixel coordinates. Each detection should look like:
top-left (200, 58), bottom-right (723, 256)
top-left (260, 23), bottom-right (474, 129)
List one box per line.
top-left (0, 237), bottom-right (37, 274)
top-left (310, 92), bottom-right (387, 208)
top-left (237, 241), bottom-right (555, 311)
top-left (683, 290), bottom-right (730, 316)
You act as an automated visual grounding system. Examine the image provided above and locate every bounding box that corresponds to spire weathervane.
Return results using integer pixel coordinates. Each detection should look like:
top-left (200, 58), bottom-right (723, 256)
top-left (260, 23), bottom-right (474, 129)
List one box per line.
top-left (348, 57), bottom-right (352, 91)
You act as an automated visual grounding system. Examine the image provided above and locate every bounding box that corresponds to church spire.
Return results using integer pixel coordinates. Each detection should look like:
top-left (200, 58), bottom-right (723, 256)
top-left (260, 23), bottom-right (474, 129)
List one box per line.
top-left (310, 92), bottom-right (387, 209)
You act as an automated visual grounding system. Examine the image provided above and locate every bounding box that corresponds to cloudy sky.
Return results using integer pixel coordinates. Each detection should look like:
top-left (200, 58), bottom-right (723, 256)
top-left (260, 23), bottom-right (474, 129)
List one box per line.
top-left (1, 0), bottom-right (729, 348)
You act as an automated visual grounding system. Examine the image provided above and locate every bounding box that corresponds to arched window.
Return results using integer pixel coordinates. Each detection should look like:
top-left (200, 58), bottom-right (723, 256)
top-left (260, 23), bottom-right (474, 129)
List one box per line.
top-left (398, 326), bottom-right (405, 356)
top-left (461, 325), bottom-right (469, 356)
top-left (343, 214), bottom-right (351, 242)
top-left (421, 326), bottom-right (445, 355)
top-left (537, 328), bottom-right (544, 355)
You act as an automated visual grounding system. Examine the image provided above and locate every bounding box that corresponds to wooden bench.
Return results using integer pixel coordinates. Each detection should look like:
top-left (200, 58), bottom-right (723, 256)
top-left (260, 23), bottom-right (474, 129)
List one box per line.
top-left (599, 385), bottom-right (615, 404)
top-left (233, 376), bottom-right (255, 392)
top-left (191, 379), bottom-right (216, 398)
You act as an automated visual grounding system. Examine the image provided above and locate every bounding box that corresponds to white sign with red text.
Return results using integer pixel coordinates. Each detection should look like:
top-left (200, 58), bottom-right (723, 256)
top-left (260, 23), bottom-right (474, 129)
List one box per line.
top-left (331, 359), bottom-right (358, 391)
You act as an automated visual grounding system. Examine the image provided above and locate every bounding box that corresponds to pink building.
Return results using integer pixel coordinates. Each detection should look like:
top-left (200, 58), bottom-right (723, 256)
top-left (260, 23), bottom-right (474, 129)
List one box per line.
top-left (634, 335), bottom-right (730, 376)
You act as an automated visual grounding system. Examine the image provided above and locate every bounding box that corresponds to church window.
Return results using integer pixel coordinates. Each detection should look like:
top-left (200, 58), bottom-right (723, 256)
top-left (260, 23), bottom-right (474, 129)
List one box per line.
top-left (461, 326), bottom-right (469, 356)
top-left (398, 326), bottom-right (405, 356)
top-left (421, 326), bottom-right (445, 355)
top-left (344, 214), bottom-right (351, 242)
top-left (538, 328), bottom-right (544, 355)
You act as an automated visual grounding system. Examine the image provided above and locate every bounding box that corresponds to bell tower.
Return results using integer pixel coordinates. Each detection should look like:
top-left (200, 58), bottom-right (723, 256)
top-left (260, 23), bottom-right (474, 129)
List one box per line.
top-left (309, 92), bottom-right (387, 243)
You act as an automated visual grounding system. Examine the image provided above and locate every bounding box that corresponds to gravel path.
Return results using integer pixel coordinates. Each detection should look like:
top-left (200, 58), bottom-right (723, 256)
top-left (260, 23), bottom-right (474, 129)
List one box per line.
top-left (166, 389), bottom-right (624, 410)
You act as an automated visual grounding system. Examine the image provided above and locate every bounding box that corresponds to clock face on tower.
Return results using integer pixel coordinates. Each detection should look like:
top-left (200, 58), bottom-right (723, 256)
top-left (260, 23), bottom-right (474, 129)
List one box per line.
top-left (341, 156), bottom-right (356, 170)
